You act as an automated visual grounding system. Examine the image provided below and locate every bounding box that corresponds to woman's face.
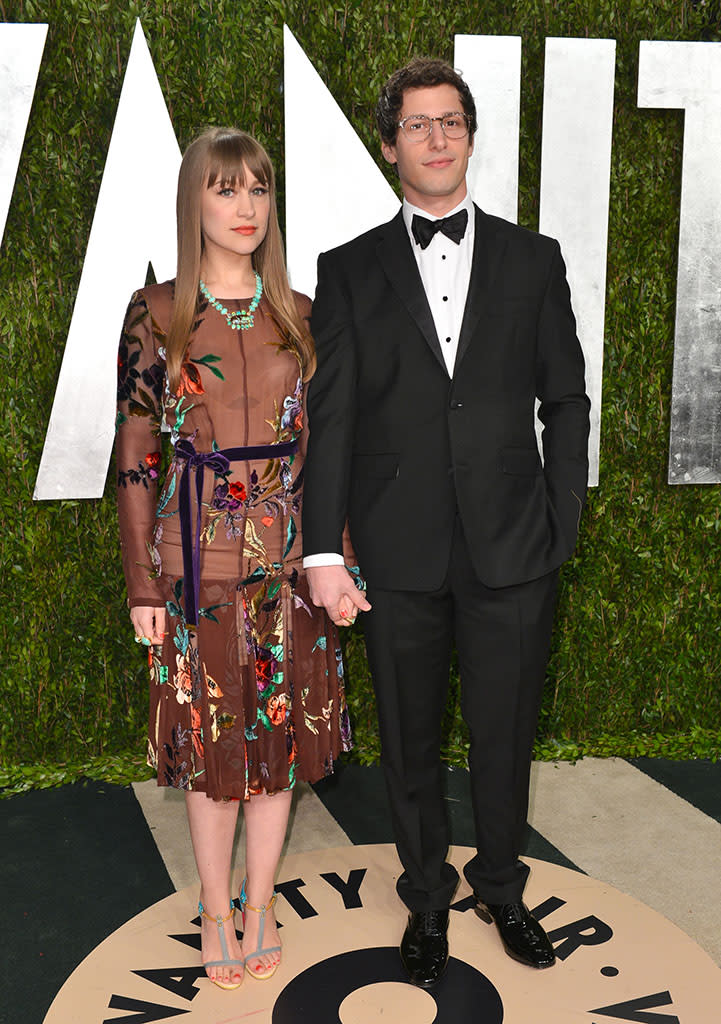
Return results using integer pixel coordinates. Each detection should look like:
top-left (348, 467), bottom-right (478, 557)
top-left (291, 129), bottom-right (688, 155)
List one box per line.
top-left (200, 161), bottom-right (271, 264)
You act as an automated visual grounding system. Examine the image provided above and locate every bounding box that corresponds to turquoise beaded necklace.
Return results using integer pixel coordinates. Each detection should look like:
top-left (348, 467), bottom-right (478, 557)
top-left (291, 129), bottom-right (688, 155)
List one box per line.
top-left (199, 271), bottom-right (263, 330)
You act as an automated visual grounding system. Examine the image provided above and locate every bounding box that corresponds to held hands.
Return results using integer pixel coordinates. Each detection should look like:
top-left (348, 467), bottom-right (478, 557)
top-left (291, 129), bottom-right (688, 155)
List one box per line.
top-left (130, 605), bottom-right (167, 646)
top-left (306, 565), bottom-right (372, 627)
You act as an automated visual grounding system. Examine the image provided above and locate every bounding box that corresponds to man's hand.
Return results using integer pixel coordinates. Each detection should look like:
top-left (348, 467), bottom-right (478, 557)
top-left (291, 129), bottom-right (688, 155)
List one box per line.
top-left (306, 565), bottom-right (372, 626)
top-left (130, 605), bottom-right (167, 645)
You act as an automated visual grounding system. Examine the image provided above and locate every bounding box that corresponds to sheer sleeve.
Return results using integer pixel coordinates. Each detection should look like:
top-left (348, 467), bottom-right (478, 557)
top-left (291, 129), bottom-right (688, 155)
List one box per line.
top-left (116, 290), bottom-right (166, 607)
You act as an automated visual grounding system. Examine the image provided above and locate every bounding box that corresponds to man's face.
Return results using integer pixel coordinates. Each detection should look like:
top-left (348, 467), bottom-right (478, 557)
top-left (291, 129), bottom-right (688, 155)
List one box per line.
top-left (381, 83), bottom-right (473, 214)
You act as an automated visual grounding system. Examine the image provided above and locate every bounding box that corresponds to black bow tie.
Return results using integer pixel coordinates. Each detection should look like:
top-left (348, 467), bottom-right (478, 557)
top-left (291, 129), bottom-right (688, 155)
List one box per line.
top-left (411, 209), bottom-right (468, 249)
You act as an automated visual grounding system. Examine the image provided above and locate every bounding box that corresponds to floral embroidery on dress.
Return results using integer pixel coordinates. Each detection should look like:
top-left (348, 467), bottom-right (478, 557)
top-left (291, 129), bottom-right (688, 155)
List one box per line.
top-left (116, 297), bottom-right (164, 432)
top-left (117, 283), bottom-right (351, 801)
top-left (117, 452), bottom-right (161, 490)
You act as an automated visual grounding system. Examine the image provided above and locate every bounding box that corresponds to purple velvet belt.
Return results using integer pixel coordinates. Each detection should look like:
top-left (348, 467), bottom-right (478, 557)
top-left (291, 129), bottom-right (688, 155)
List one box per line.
top-left (174, 437), bottom-right (298, 626)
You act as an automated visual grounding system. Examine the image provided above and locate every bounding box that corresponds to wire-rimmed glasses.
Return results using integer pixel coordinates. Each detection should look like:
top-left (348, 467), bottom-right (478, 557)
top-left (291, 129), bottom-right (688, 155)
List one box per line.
top-left (397, 112), bottom-right (470, 142)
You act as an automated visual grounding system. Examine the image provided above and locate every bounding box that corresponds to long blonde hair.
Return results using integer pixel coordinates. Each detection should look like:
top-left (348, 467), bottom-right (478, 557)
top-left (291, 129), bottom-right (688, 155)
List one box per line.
top-left (165, 127), bottom-right (315, 393)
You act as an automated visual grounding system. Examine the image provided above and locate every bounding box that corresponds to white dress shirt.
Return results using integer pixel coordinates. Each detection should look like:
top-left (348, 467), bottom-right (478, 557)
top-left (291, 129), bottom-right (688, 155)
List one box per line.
top-left (403, 192), bottom-right (474, 376)
top-left (303, 191), bottom-right (475, 568)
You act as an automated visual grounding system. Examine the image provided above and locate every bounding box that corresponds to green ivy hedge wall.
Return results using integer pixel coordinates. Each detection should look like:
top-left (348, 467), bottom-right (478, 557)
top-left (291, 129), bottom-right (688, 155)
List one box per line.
top-left (2, 0), bottom-right (721, 791)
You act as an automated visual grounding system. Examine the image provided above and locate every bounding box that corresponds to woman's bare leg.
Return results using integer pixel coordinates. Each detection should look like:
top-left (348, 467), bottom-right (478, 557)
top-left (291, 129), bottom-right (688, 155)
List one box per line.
top-left (241, 789), bottom-right (293, 973)
top-left (185, 790), bottom-right (243, 987)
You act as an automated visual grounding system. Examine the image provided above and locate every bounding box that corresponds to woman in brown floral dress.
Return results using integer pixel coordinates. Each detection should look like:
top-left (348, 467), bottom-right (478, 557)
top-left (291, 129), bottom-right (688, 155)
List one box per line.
top-left (116, 128), bottom-right (353, 990)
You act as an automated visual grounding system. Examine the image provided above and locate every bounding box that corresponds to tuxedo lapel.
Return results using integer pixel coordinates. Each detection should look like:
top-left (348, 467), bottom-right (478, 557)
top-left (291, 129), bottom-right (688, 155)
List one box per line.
top-left (455, 206), bottom-right (508, 371)
top-left (376, 212), bottom-right (448, 375)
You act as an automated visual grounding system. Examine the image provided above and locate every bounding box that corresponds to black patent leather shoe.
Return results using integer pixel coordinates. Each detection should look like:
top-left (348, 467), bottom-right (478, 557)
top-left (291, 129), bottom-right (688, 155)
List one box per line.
top-left (481, 901), bottom-right (556, 969)
top-left (400, 910), bottom-right (449, 987)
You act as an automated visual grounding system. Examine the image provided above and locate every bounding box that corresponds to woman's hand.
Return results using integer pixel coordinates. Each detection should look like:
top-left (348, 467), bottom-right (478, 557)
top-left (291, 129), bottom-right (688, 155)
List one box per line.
top-left (306, 565), bottom-right (371, 626)
top-left (130, 605), bottom-right (167, 645)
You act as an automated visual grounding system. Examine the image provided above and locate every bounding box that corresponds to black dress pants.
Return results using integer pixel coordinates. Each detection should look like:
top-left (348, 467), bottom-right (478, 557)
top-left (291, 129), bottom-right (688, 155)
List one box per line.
top-left (362, 517), bottom-right (559, 912)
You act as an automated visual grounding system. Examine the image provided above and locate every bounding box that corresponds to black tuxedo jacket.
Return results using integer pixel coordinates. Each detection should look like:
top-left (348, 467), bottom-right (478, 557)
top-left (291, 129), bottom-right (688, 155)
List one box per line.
top-left (302, 205), bottom-right (590, 591)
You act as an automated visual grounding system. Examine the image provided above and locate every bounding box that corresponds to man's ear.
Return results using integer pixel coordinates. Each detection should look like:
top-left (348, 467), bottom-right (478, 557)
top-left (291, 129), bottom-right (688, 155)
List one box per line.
top-left (381, 140), bottom-right (397, 166)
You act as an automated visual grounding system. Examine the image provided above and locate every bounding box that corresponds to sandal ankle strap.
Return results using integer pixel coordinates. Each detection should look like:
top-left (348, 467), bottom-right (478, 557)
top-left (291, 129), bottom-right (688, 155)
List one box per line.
top-left (239, 876), bottom-right (278, 915)
top-left (242, 890), bottom-right (278, 915)
top-left (198, 900), bottom-right (235, 924)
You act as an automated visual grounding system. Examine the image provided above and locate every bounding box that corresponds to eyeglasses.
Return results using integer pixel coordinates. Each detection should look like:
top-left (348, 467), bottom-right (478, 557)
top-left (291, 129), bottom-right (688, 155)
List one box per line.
top-left (397, 112), bottom-right (470, 142)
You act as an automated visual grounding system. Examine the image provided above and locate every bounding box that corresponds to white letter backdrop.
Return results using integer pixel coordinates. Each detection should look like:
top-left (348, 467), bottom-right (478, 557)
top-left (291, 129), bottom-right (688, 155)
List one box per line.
top-left (33, 19), bottom-right (180, 500)
top-left (639, 41), bottom-right (721, 484)
top-left (7, 23), bottom-right (666, 497)
top-left (0, 23), bottom-right (47, 244)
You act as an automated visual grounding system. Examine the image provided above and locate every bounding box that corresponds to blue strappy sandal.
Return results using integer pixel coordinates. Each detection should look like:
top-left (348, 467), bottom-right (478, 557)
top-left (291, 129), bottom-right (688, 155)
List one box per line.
top-left (239, 878), bottom-right (281, 980)
top-left (198, 900), bottom-right (244, 990)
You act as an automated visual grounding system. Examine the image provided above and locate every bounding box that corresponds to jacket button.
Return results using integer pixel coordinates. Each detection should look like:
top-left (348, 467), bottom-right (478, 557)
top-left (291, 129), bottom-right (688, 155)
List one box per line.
top-left (450, 399), bottom-right (463, 409)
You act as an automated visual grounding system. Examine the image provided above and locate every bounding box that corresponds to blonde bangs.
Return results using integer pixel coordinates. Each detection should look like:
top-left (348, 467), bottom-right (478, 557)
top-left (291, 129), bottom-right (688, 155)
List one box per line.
top-left (205, 134), bottom-right (273, 192)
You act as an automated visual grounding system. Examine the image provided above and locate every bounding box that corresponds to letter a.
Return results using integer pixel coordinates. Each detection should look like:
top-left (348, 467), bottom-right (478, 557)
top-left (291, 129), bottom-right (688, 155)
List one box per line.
top-left (283, 25), bottom-right (398, 298)
top-left (34, 19), bottom-right (180, 500)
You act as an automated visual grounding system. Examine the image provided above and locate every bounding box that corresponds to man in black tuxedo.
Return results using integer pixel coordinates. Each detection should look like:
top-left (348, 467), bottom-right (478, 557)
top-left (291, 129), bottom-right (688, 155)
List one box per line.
top-left (302, 57), bottom-right (590, 986)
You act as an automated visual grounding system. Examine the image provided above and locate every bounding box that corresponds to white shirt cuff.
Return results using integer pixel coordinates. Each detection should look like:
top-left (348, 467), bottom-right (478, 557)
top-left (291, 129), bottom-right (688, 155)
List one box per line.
top-left (303, 553), bottom-right (345, 568)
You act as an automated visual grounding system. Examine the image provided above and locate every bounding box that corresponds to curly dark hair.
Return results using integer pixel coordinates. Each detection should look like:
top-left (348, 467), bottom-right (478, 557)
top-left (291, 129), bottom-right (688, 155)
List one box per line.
top-left (375, 57), bottom-right (477, 145)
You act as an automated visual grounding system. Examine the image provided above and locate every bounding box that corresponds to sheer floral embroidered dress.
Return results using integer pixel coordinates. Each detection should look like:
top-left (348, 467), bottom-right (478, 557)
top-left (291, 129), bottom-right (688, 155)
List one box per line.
top-left (116, 281), bottom-right (352, 800)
